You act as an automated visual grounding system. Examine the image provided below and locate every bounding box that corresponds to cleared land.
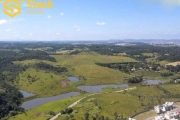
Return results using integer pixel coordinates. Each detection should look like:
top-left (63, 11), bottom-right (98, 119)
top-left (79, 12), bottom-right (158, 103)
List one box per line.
top-left (166, 61), bottom-right (180, 66)
top-left (134, 110), bottom-right (156, 120)
top-left (145, 58), bottom-right (169, 66)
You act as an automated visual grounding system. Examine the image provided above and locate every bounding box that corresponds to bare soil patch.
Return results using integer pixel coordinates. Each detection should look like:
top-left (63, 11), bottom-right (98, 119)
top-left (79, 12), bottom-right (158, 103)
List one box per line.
top-left (0, 89), bottom-right (4, 93)
top-left (166, 61), bottom-right (180, 66)
top-left (60, 80), bottom-right (69, 87)
top-left (32, 112), bottom-right (42, 118)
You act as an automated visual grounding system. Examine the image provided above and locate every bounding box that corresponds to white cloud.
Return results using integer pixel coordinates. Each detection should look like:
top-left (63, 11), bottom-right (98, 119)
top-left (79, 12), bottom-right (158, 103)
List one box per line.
top-left (47, 15), bottom-right (51, 18)
top-left (96, 22), bottom-right (106, 26)
top-left (74, 25), bottom-right (81, 31)
top-left (60, 12), bottom-right (64, 16)
top-left (77, 29), bottom-right (81, 31)
top-left (29, 34), bottom-right (33, 36)
top-left (5, 29), bottom-right (12, 32)
top-left (48, 31), bottom-right (51, 33)
top-left (0, 19), bottom-right (8, 25)
top-left (56, 33), bottom-right (60, 35)
top-left (8, 19), bottom-right (25, 23)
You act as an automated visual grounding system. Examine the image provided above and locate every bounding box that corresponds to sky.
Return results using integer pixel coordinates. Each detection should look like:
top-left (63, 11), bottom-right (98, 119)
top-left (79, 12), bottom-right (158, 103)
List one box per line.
top-left (0, 0), bottom-right (180, 41)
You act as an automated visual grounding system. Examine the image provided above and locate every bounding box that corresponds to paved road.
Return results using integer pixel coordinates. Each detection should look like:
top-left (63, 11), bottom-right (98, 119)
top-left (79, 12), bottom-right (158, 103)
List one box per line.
top-left (50, 87), bottom-right (136, 120)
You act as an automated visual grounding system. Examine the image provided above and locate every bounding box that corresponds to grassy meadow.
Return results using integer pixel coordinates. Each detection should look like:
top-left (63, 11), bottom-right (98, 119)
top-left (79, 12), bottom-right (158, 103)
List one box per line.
top-left (13, 51), bottom-right (180, 96)
top-left (14, 52), bottom-right (137, 96)
top-left (57, 85), bottom-right (180, 120)
top-left (15, 68), bottom-right (82, 97)
top-left (9, 95), bottom-right (85, 120)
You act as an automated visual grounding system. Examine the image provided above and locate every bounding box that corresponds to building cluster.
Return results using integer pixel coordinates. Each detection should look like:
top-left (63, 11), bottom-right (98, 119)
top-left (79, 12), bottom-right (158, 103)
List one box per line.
top-left (154, 102), bottom-right (180, 120)
top-left (129, 102), bottom-right (179, 120)
top-left (155, 111), bottom-right (179, 120)
top-left (154, 102), bottom-right (175, 114)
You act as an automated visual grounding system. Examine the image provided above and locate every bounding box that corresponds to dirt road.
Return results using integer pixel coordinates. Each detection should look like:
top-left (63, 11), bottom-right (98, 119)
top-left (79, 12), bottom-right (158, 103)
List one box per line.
top-left (50, 87), bottom-right (136, 120)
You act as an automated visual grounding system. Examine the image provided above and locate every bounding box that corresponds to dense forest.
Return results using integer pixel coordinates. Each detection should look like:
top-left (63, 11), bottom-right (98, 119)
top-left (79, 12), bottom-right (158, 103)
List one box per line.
top-left (88, 44), bottom-right (180, 62)
top-left (96, 62), bottom-right (162, 74)
top-left (34, 62), bottom-right (68, 74)
top-left (0, 81), bottom-right (24, 119)
top-left (0, 45), bottom-right (59, 119)
top-left (1, 42), bottom-right (180, 62)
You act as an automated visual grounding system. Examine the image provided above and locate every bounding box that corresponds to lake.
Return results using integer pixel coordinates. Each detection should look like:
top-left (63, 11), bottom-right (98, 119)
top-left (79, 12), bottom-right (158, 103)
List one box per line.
top-left (68, 76), bottom-right (79, 82)
top-left (19, 90), bottom-right (35, 98)
top-left (21, 92), bottom-right (80, 110)
top-left (77, 84), bottom-right (129, 93)
top-left (144, 80), bottom-right (164, 85)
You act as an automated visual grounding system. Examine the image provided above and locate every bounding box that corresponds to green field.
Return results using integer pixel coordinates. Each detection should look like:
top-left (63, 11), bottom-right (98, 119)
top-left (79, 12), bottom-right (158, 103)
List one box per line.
top-left (146, 58), bottom-right (169, 66)
top-left (142, 53), bottom-right (154, 57)
top-left (14, 52), bottom-right (137, 96)
top-left (10, 51), bottom-right (180, 120)
top-left (9, 95), bottom-right (85, 120)
top-left (13, 51), bottom-right (180, 97)
top-left (15, 68), bottom-right (82, 97)
top-left (56, 85), bottom-right (180, 120)
top-left (8, 84), bottom-right (180, 120)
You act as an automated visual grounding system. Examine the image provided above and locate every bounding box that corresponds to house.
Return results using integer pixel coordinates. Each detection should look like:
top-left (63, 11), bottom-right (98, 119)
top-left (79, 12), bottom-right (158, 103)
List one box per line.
top-left (154, 102), bottom-right (175, 114)
top-left (174, 79), bottom-right (180, 84)
top-left (164, 111), bottom-right (179, 120)
top-left (154, 105), bottom-right (162, 114)
top-left (155, 115), bottom-right (165, 120)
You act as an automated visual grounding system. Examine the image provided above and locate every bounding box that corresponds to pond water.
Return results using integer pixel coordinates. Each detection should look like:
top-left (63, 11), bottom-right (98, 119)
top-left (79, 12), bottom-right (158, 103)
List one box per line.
top-left (21, 92), bottom-right (80, 110)
top-left (19, 90), bottom-right (35, 98)
top-left (77, 84), bottom-right (129, 93)
top-left (68, 77), bottom-right (79, 82)
top-left (144, 80), bottom-right (164, 85)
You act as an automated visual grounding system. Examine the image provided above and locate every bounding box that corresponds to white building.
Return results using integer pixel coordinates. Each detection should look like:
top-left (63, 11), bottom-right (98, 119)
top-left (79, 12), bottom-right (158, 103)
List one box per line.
top-left (164, 111), bottom-right (179, 120)
top-left (154, 102), bottom-right (175, 114)
top-left (155, 115), bottom-right (165, 120)
top-left (154, 105), bottom-right (162, 114)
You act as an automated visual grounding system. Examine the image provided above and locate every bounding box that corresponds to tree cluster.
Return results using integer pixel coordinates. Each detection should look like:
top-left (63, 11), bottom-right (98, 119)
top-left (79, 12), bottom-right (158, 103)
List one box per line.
top-left (34, 62), bottom-right (68, 73)
top-left (0, 82), bottom-right (24, 119)
top-left (128, 76), bottom-right (143, 83)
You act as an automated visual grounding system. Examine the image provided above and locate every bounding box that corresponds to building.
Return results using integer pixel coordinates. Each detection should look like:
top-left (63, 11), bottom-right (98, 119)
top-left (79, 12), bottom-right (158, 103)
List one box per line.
top-left (154, 105), bottom-right (162, 114)
top-left (154, 102), bottom-right (175, 114)
top-left (155, 115), bottom-right (165, 120)
top-left (164, 111), bottom-right (179, 120)
top-left (174, 79), bottom-right (180, 84)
